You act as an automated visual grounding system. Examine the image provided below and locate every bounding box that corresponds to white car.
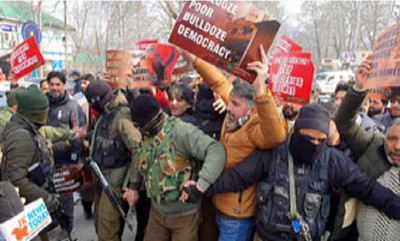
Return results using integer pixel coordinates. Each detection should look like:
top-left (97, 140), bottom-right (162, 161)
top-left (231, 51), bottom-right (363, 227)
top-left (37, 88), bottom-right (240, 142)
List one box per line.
top-left (315, 71), bottom-right (354, 95)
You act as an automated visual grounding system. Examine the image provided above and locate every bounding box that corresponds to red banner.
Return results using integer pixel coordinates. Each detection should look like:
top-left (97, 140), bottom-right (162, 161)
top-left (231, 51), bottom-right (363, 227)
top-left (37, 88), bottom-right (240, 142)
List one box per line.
top-left (10, 37), bottom-right (45, 80)
top-left (169, 1), bottom-right (280, 83)
top-left (366, 24), bottom-right (400, 89)
top-left (269, 52), bottom-right (314, 105)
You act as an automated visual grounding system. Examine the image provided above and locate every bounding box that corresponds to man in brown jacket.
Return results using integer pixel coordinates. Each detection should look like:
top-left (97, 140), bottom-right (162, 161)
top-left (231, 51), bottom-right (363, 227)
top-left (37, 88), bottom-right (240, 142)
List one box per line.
top-left (182, 45), bottom-right (285, 241)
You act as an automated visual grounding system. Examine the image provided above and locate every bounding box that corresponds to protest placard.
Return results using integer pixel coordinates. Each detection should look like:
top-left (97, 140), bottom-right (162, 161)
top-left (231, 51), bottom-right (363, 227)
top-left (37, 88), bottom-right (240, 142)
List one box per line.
top-left (106, 50), bottom-right (133, 89)
top-left (269, 52), bottom-right (314, 105)
top-left (53, 164), bottom-right (93, 195)
top-left (169, 0), bottom-right (280, 83)
top-left (129, 43), bottom-right (180, 89)
top-left (366, 24), bottom-right (400, 89)
top-left (10, 37), bottom-right (44, 80)
top-left (270, 34), bottom-right (303, 57)
top-left (0, 199), bottom-right (51, 241)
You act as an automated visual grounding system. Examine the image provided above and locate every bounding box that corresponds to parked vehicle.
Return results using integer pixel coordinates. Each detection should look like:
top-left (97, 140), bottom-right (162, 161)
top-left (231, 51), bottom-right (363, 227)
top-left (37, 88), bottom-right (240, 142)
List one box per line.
top-left (315, 71), bottom-right (354, 95)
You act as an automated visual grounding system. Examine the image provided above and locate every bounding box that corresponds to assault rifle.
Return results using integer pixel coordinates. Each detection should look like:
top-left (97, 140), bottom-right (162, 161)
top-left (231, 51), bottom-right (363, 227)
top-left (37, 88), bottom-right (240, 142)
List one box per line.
top-left (88, 160), bottom-right (134, 232)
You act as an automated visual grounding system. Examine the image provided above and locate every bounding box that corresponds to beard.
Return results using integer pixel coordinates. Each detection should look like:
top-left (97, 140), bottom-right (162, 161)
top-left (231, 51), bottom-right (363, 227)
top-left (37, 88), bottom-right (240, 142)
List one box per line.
top-left (368, 107), bottom-right (383, 116)
top-left (283, 105), bottom-right (298, 120)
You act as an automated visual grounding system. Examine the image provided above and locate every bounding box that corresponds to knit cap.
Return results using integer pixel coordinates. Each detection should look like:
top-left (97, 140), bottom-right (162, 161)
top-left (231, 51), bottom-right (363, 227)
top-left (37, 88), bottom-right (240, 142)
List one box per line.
top-left (130, 95), bottom-right (161, 128)
top-left (294, 103), bottom-right (330, 135)
top-left (16, 85), bottom-right (49, 125)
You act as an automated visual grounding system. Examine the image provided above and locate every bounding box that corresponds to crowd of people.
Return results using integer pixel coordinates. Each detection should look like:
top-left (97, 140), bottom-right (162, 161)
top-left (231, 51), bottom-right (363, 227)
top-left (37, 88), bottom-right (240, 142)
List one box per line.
top-left (0, 44), bottom-right (399, 241)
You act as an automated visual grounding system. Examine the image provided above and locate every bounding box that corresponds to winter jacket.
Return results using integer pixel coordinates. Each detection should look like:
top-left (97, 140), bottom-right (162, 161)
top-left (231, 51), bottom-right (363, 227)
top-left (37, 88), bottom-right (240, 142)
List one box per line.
top-left (91, 91), bottom-right (142, 190)
top-left (134, 117), bottom-right (226, 218)
top-left (207, 145), bottom-right (400, 241)
top-left (47, 92), bottom-right (85, 165)
top-left (1, 114), bottom-right (55, 207)
top-left (372, 111), bottom-right (395, 132)
top-left (0, 107), bottom-right (13, 133)
top-left (193, 57), bottom-right (285, 218)
top-left (332, 87), bottom-right (393, 240)
top-left (164, 107), bottom-right (198, 126)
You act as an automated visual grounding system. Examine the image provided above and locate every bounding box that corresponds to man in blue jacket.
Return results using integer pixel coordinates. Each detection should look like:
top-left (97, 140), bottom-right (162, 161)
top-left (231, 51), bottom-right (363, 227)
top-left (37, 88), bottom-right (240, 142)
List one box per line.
top-left (199, 103), bottom-right (400, 241)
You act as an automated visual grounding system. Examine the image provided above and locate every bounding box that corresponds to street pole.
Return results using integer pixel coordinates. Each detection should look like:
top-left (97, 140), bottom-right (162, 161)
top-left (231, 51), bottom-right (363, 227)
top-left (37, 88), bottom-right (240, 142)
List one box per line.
top-left (64, 0), bottom-right (68, 72)
top-left (38, 0), bottom-right (43, 78)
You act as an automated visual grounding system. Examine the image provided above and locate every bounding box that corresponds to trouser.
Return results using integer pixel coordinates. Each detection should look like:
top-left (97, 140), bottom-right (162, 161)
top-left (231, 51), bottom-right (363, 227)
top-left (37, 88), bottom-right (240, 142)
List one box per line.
top-left (144, 205), bottom-right (200, 241)
top-left (94, 189), bottom-right (128, 241)
top-left (81, 185), bottom-right (95, 217)
top-left (59, 193), bottom-right (74, 230)
top-left (135, 191), bottom-right (151, 241)
top-left (216, 212), bottom-right (255, 241)
top-left (199, 197), bottom-right (219, 241)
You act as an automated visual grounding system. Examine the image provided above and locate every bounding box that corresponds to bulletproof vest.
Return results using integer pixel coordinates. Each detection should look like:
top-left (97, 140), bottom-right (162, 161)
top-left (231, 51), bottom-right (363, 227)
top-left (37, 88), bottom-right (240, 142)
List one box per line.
top-left (257, 144), bottom-right (330, 241)
top-left (91, 105), bottom-right (130, 169)
top-left (29, 133), bottom-right (56, 192)
top-left (139, 118), bottom-right (192, 203)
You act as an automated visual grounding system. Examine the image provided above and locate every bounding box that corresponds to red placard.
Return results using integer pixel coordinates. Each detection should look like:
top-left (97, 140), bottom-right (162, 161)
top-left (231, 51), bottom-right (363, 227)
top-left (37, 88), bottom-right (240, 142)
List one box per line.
top-left (169, 1), bottom-right (280, 83)
top-left (53, 164), bottom-right (93, 195)
top-left (10, 37), bottom-right (45, 80)
top-left (270, 34), bottom-right (302, 57)
top-left (269, 52), bottom-right (314, 105)
top-left (366, 24), bottom-right (400, 89)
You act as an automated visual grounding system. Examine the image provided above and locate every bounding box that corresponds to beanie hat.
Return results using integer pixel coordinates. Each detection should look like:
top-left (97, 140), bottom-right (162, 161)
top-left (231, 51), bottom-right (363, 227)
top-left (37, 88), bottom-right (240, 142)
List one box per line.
top-left (130, 95), bottom-right (161, 128)
top-left (16, 85), bottom-right (49, 125)
top-left (70, 70), bottom-right (80, 77)
top-left (294, 103), bottom-right (330, 135)
top-left (84, 80), bottom-right (112, 103)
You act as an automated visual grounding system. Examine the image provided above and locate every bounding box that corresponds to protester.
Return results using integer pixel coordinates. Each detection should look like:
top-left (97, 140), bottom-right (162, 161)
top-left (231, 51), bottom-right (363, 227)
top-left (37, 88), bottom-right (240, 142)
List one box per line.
top-left (372, 87), bottom-right (400, 130)
top-left (70, 70), bottom-right (82, 95)
top-left (182, 45), bottom-right (285, 241)
top-left (84, 80), bottom-right (142, 241)
top-left (333, 81), bottom-right (384, 133)
top-left (47, 71), bottom-right (85, 232)
top-left (165, 82), bottom-right (197, 125)
top-left (0, 87), bottom-right (25, 135)
top-left (40, 79), bottom-right (49, 94)
top-left (332, 57), bottom-right (400, 241)
top-left (129, 94), bottom-right (226, 241)
top-left (203, 102), bottom-right (400, 241)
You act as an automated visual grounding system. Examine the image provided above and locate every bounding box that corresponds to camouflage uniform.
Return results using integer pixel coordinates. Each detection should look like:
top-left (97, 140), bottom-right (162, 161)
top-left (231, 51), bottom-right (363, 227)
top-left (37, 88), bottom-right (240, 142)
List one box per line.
top-left (136, 115), bottom-right (226, 241)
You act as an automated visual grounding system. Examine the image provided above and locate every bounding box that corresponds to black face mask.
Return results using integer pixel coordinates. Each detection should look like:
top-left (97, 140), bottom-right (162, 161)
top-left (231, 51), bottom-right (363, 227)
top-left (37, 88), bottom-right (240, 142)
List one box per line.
top-left (289, 132), bottom-right (326, 165)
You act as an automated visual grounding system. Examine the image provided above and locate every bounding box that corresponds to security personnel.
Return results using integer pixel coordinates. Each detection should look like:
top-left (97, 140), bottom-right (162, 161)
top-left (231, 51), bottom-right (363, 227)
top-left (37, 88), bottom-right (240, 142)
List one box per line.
top-left (129, 95), bottom-right (226, 241)
top-left (1, 85), bottom-right (67, 240)
top-left (84, 80), bottom-right (141, 241)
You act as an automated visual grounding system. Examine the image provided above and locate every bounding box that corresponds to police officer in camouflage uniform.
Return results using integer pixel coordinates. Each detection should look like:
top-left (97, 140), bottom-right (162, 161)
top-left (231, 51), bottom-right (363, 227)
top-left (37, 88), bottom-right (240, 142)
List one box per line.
top-left (1, 85), bottom-right (68, 241)
top-left (129, 95), bottom-right (226, 241)
top-left (84, 80), bottom-right (142, 241)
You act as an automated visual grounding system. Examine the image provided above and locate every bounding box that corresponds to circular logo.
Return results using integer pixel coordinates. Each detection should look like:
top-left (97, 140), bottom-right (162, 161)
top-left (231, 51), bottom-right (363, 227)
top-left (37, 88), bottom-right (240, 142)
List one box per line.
top-left (21, 21), bottom-right (41, 44)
